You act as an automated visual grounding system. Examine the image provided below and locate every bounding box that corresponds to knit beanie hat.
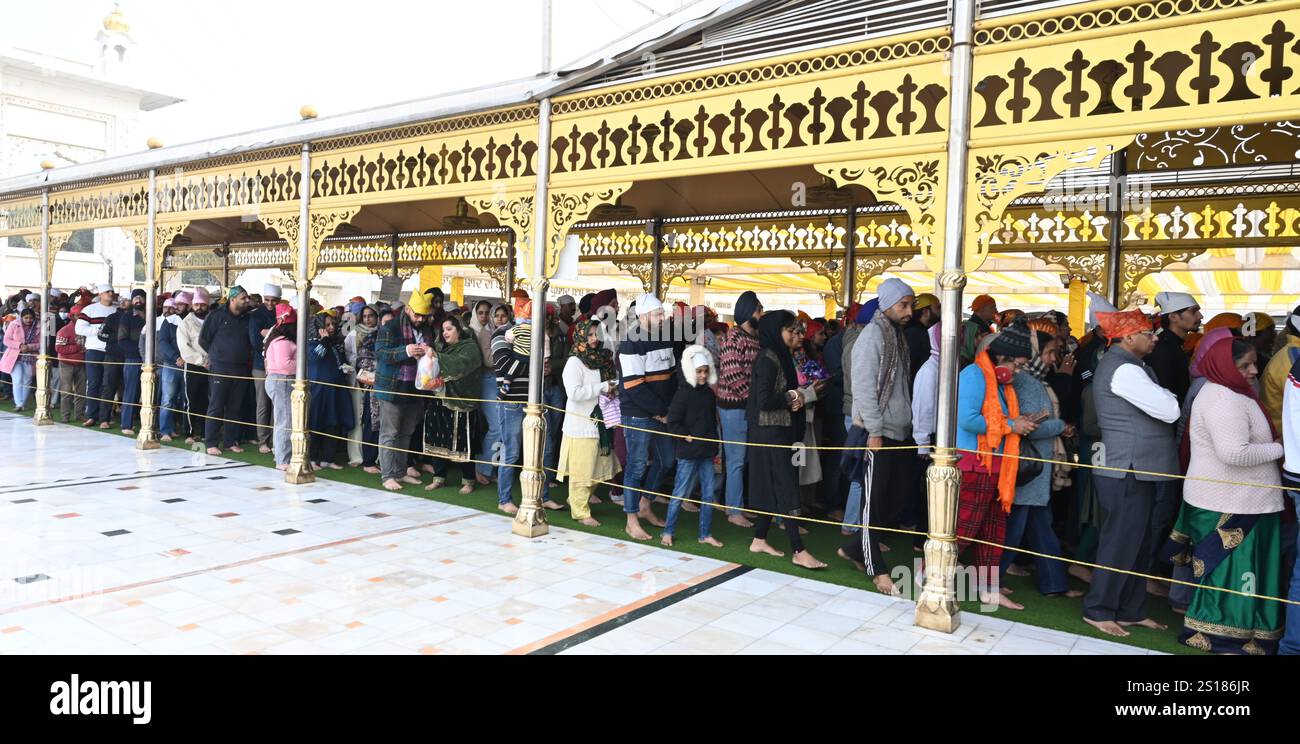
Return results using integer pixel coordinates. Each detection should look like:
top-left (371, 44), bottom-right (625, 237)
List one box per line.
top-left (988, 318), bottom-right (1033, 359)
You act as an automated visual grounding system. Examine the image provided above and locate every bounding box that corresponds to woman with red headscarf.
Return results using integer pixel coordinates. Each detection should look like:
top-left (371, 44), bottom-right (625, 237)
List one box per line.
top-left (1164, 335), bottom-right (1284, 654)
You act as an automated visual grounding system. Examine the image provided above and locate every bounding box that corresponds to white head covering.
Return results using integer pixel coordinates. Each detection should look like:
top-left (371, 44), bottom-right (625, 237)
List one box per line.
top-left (557, 294), bottom-right (575, 306)
top-left (1155, 291), bottom-right (1197, 315)
top-left (25, 293), bottom-right (37, 302)
top-left (262, 283), bottom-right (282, 299)
top-left (876, 278), bottom-right (915, 311)
top-left (680, 344), bottom-right (718, 387)
top-left (95, 283), bottom-right (113, 294)
top-left (635, 294), bottom-right (663, 316)
top-left (1087, 291), bottom-right (1117, 327)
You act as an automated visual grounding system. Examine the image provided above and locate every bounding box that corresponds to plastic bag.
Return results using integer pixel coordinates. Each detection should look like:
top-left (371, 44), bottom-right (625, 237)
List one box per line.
top-left (415, 348), bottom-right (441, 391)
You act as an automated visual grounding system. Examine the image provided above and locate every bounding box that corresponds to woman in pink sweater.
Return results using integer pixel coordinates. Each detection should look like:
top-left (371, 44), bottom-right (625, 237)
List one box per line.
top-left (262, 304), bottom-right (297, 470)
top-left (1166, 336), bottom-right (1284, 654)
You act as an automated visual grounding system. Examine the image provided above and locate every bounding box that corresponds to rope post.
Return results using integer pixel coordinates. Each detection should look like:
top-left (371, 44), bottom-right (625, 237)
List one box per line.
top-left (514, 96), bottom-right (553, 539)
top-left (915, 0), bottom-right (977, 634)
top-left (137, 169), bottom-right (161, 450)
top-left (285, 143), bottom-right (315, 485)
top-left (33, 189), bottom-right (53, 426)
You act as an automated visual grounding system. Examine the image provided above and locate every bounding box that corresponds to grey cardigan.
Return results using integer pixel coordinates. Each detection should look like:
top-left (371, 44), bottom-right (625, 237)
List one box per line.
top-left (849, 319), bottom-right (912, 441)
top-left (1010, 371), bottom-right (1066, 506)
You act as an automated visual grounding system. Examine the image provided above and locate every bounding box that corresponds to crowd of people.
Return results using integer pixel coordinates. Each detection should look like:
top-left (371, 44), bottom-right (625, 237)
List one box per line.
top-left (2, 277), bottom-right (1299, 655)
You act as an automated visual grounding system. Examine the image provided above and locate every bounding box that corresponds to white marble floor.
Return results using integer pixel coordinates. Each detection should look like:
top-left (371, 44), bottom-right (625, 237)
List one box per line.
top-left (0, 412), bottom-right (1155, 655)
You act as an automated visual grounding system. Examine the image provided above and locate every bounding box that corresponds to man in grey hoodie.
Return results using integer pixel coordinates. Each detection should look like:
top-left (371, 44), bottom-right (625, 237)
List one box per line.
top-left (839, 278), bottom-right (915, 595)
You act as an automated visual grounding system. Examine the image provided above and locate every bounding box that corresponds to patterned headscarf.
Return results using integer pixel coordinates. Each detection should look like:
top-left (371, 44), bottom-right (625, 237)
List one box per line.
top-left (570, 317), bottom-right (616, 381)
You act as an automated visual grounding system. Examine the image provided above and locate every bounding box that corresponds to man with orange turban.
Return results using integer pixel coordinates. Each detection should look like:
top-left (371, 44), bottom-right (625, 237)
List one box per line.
top-left (1083, 308), bottom-right (1180, 638)
top-left (961, 294), bottom-right (998, 368)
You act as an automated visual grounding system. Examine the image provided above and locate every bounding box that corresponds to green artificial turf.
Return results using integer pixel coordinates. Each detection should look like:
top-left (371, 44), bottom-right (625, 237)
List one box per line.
top-left (1, 397), bottom-right (1196, 655)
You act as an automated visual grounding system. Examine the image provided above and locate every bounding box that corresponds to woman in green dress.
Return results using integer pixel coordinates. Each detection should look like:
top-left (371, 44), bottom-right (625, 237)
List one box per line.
top-left (424, 315), bottom-right (485, 495)
top-left (1165, 336), bottom-right (1284, 654)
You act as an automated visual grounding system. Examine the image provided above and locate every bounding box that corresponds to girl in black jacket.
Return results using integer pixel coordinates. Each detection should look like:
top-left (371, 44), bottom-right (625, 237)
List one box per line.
top-left (663, 344), bottom-right (723, 548)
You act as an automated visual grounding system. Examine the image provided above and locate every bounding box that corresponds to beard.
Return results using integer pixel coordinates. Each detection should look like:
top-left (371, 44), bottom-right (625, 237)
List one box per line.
top-left (193, 307), bottom-right (209, 319)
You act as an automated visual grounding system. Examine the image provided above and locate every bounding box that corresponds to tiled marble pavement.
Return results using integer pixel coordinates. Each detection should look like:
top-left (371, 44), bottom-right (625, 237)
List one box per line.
top-left (0, 413), bottom-right (1155, 655)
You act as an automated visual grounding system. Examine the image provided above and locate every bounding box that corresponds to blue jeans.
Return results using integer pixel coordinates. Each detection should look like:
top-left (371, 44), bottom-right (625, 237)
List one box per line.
top-left (622, 416), bottom-right (675, 515)
top-left (496, 404), bottom-right (549, 506)
top-left (477, 372), bottom-right (502, 479)
top-left (663, 457), bottom-right (717, 539)
top-left (543, 383), bottom-right (566, 480)
top-left (1281, 493), bottom-right (1300, 655)
top-left (158, 366), bottom-right (184, 436)
top-left (83, 350), bottom-right (106, 422)
top-left (120, 360), bottom-right (142, 430)
top-left (842, 415), bottom-right (863, 533)
top-left (9, 360), bottom-right (33, 409)
top-left (1000, 504), bottom-right (1069, 595)
top-left (717, 407), bottom-right (748, 515)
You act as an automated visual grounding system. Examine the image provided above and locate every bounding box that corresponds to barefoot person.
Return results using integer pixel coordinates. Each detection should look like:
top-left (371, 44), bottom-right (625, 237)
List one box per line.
top-left (839, 278), bottom-right (915, 595)
top-left (374, 292), bottom-right (435, 491)
top-left (747, 310), bottom-right (826, 570)
top-left (558, 319), bottom-right (620, 527)
top-left (955, 319), bottom-right (1039, 611)
top-left (1083, 309), bottom-right (1179, 637)
top-left (199, 286), bottom-right (254, 456)
top-left (662, 344), bottom-right (724, 549)
top-left (618, 294), bottom-right (676, 540)
top-left (715, 291), bottom-right (764, 528)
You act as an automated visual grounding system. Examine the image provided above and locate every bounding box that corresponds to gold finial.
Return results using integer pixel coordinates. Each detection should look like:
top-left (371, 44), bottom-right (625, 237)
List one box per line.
top-left (299, 105), bottom-right (318, 120)
top-left (146, 137), bottom-right (163, 149)
top-left (40, 160), bottom-right (55, 171)
top-left (103, 3), bottom-right (130, 33)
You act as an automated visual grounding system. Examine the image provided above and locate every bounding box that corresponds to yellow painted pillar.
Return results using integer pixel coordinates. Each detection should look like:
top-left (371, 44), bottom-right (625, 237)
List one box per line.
top-left (1068, 277), bottom-right (1086, 334)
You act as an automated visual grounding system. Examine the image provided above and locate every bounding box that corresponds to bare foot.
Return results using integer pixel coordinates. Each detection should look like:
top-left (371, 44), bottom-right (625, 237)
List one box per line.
top-left (588, 494), bottom-right (602, 505)
top-left (259, 445), bottom-right (272, 454)
top-left (82, 418), bottom-right (95, 427)
top-left (624, 517), bottom-right (652, 541)
top-left (879, 541), bottom-right (891, 553)
top-left (639, 505), bottom-right (665, 528)
top-left (873, 574), bottom-right (901, 596)
top-left (1119, 618), bottom-right (1168, 631)
top-left (1006, 564), bottom-right (1030, 577)
top-left (991, 593), bottom-right (1024, 610)
top-left (406, 467), bottom-right (420, 478)
top-left (428, 478), bottom-right (446, 491)
top-left (121, 429), bottom-right (135, 436)
top-left (798, 526), bottom-right (810, 536)
top-left (229, 446), bottom-right (244, 453)
top-left (424, 482), bottom-right (440, 491)
top-left (793, 551), bottom-right (828, 570)
top-left (400, 475), bottom-right (422, 485)
top-left (1000, 585), bottom-right (1015, 596)
top-left (728, 515), bottom-right (754, 528)
top-left (498, 502), bottom-right (519, 515)
top-left (699, 536), bottom-right (724, 548)
top-left (542, 500), bottom-right (565, 511)
top-left (749, 539), bottom-right (784, 557)
top-left (682, 501), bottom-right (699, 513)
top-left (660, 534), bottom-right (674, 547)
top-left (578, 517), bottom-right (601, 527)
top-left (382, 479), bottom-right (403, 491)
top-left (836, 548), bottom-right (867, 574)
top-left (363, 466), bottom-right (380, 474)
top-left (1146, 579), bottom-right (1170, 598)
top-left (1083, 617), bottom-right (1130, 637)
top-left (206, 447), bottom-right (222, 456)
top-left (160, 435), bottom-right (172, 442)
top-left (1068, 564), bottom-right (1093, 584)
top-left (827, 509), bottom-right (844, 521)
top-left (185, 437), bottom-right (195, 444)
top-left (475, 473), bottom-right (491, 486)
top-left (324, 462), bottom-right (342, 470)
top-left (276, 463), bottom-right (288, 471)
top-left (458, 483), bottom-right (474, 495)
top-left (421, 464), bottom-right (436, 474)
top-left (1057, 589), bottom-right (1085, 598)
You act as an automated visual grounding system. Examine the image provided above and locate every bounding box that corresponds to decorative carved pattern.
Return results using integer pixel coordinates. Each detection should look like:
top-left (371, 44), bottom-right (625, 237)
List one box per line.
top-left (1040, 250), bottom-right (1110, 293)
top-left (257, 208), bottom-right (359, 281)
top-left (853, 253), bottom-right (915, 302)
top-left (555, 34), bottom-right (951, 115)
top-left (546, 185), bottom-right (632, 276)
top-left (973, 9), bottom-right (1298, 133)
top-left (659, 258), bottom-right (706, 296)
top-left (45, 232), bottom-right (73, 278)
top-left (572, 227), bottom-right (656, 259)
top-left (155, 163), bottom-right (301, 215)
top-left (817, 156), bottom-right (943, 269)
top-left (314, 106), bottom-right (538, 152)
top-left (0, 198), bottom-right (42, 233)
top-left (976, 0), bottom-right (1265, 46)
top-left (663, 220), bottom-right (844, 258)
top-left (1119, 248), bottom-right (1208, 307)
top-left (968, 137), bottom-right (1133, 270)
top-left (48, 183), bottom-right (149, 228)
top-left (314, 133), bottom-right (539, 200)
top-left (482, 263), bottom-right (521, 299)
top-left (1131, 122), bottom-right (1300, 170)
top-left (612, 259), bottom-right (655, 295)
top-left (790, 256), bottom-right (847, 304)
top-left (126, 222), bottom-right (191, 283)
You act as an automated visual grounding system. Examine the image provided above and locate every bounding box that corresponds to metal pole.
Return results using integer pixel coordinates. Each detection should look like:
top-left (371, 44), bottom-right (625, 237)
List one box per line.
top-left (541, 0), bottom-right (553, 74)
top-left (915, 0), bottom-right (977, 633)
top-left (1105, 148), bottom-right (1127, 307)
top-left (504, 230), bottom-right (517, 297)
top-left (136, 169), bottom-right (161, 449)
top-left (33, 190), bottom-right (53, 426)
top-left (843, 206), bottom-right (857, 308)
top-left (286, 143), bottom-right (315, 484)
top-left (514, 95), bottom-right (553, 538)
top-left (650, 217), bottom-right (664, 297)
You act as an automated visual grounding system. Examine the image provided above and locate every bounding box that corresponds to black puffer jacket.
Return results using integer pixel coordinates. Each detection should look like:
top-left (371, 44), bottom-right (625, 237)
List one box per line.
top-left (666, 344), bottom-right (719, 460)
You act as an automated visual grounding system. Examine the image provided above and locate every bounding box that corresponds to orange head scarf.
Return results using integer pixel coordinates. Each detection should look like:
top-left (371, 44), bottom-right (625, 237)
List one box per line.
top-left (974, 350), bottom-right (1020, 512)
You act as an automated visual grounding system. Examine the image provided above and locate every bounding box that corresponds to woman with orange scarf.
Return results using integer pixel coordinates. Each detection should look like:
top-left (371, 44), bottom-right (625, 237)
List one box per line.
top-left (955, 318), bottom-right (1039, 611)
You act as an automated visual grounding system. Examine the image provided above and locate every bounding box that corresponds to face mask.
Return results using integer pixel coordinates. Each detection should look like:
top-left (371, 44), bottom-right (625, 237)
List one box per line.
top-left (59, 312), bottom-right (68, 320)
top-left (994, 365), bottom-right (1015, 385)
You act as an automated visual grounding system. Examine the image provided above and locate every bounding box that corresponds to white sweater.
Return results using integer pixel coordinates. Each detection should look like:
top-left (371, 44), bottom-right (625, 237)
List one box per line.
top-left (176, 313), bottom-right (209, 368)
top-left (75, 301), bottom-right (116, 353)
top-left (562, 356), bottom-right (614, 439)
top-left (1184, 382), bottom-right (1284, 515)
